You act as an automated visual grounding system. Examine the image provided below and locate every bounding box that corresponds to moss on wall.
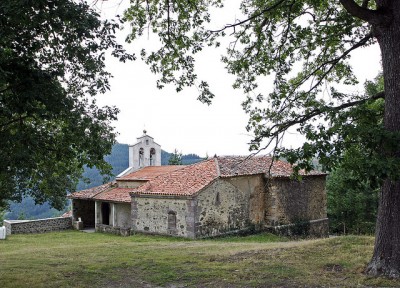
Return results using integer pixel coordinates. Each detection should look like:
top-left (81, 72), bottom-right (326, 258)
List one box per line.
top-left (266, 176), bottom-right (327, 226)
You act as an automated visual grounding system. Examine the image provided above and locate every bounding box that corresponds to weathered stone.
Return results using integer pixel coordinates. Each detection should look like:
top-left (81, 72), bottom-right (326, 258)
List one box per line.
top-left (96, 223), bottom-right (131, 236)
top-left (4, 217), bottom-right (72, 235)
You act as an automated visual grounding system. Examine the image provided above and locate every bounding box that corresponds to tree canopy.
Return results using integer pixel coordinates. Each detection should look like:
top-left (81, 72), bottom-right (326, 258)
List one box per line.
top-left (168, 149), bottom-right (183, 165)
top-left (124, 0), bottom-right (400, 278)
top-left (326, 74), bottom-right (382, 235)
top-left (124, 0), bottom-right (394, 175)
top-left (0, 0), bottom-right (133, 209)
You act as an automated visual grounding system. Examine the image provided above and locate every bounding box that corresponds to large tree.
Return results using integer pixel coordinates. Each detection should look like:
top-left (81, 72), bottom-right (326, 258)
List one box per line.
top-left (0, 0), bottom-right (133, 209)
top-left (124, 0), bottom-right (400, 278)
top-left (327, 74), bottom-right (383, 235)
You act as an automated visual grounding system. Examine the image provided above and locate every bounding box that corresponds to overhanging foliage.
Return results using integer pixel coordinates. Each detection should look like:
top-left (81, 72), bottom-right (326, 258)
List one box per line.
top-left (0, 0), bottom-right (134, 209)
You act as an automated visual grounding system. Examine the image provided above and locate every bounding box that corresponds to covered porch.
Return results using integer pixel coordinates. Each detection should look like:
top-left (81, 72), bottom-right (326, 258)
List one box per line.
top-left (94, 201), bottom-right (132, 236)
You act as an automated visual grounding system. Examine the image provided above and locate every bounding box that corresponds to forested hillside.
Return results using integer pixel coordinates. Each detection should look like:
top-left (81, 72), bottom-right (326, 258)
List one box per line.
top-left (5, 144), bottom-right (203, 220)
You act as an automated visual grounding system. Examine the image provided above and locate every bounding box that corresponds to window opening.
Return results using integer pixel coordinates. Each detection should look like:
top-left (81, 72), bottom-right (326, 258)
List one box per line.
top-left (150, 148), bottom-right (156, 166)
top-left (215, 192), bottom-right (221, 206)
top-left (168, 211), bottom-right (177, 231)
top-left (139, 148), bottom-right (144, 167)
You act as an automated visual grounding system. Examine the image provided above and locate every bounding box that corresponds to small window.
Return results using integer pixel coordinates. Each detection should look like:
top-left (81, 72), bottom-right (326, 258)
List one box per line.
top-left (168, 211), bottom-right (177, 231)
top-left (215, 192), bottom-right (221, 206)
top-left (146, 139), bottom-right (149, 145)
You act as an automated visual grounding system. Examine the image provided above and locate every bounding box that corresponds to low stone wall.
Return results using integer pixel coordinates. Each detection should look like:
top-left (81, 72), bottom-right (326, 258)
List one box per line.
top-left (266, 218), bottom-right (329, 238)
top-left (3, 217), bottom-right (72, 235)
top-left (96, 224), bottom-right (131, 236)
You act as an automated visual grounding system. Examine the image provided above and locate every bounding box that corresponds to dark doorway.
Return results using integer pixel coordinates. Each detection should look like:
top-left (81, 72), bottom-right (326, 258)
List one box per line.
top-left (101, 202), bottom-right (110, 225)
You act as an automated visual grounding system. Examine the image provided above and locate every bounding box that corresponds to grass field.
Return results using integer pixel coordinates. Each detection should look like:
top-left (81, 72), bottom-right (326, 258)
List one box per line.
top-left (1, 231), bottom-right (399, 287)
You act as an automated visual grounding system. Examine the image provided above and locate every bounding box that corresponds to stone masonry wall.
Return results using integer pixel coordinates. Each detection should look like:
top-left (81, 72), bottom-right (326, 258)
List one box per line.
top-left (114, 203), bottom-right (131, 228)
top-left (195, 176), bottom-right (265, 238)
top-left (267, 218), bottom-right (329, 238)
top-left (96, 223), bottom-right (131, 236)
top-left (131, 196), bottom-right (192, 237)
top-left (4, 217), bottom-right (72, 235)
top-left (265, 175), bottom-right (328, 236)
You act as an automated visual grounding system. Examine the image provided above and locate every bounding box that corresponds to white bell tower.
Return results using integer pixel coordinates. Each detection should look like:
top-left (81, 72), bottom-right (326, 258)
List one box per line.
top-left (117, 131), bottom-right (162, 177)
top-left (129, 130), bottom-right (161, 169)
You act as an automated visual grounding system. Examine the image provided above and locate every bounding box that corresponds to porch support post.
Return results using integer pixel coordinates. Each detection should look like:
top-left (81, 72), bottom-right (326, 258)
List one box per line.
top-left (112, 203), bottom-right (116, 227)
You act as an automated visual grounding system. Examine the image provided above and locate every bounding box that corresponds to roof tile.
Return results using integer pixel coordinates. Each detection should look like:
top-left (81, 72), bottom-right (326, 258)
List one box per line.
top-left (94, 187), bottom-right (132, 203)
top-left (67, 182), bottom-right (115, 200)
top-left (132, 159), bottom-right (218, 196)
top-left (69, 156), bottom-right (325, 199)
top-left (132, 156), bottom-right (325, 196)
top-left (118, 165), bottom-right (186, 181)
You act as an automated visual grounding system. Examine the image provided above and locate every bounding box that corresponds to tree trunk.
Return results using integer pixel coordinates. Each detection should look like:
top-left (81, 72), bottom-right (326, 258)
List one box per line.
top-left (366, 2), bottom-right (400, 278)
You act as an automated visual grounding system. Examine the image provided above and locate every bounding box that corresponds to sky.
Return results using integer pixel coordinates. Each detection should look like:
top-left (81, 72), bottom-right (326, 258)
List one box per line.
top-left (93, 1), bottom-right (382, 157)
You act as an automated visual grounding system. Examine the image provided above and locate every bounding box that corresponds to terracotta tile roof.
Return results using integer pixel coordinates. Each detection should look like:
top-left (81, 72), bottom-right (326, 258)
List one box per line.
top-left (131, 156), bottom-right (325, 197)
top-left (69, 156), bottom-right (325, 200)
top-left (118, 165), bottom-right (186, 181)
top-left (218, 155), bottom-right (274, 176)
top-left (218, 155), bottom-right (326, 177)
top-left (132, 159), bottom-right (219, 196)
top-left (217, 155), bottom-right (316, 177)
top-left (67, 182), bottom-right (116, 200)
top-left (94, 187), bottom-right (132, 203)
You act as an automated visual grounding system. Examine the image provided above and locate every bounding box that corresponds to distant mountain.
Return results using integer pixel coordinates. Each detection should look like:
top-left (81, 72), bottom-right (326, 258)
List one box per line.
top-left (5, 144), bottom-right (203, 220)
top-left (5, 197), bottom-right (64, 220)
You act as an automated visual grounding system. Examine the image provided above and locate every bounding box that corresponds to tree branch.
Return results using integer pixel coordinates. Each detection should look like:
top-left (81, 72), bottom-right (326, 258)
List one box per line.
top-left (339, 0), bottom-right (391, 26)
top-left (362, 0), bottom-right (370, 9)
top-left (268, 91), bottom-right (385, 138)
top-left (275, 33), bottom-right (373, 116)
top-left (0, 115), bottom-right (30, 131)
top-left (166, 0), bottom-right (171, 43)
top-left (208, 0), bottom-right (287, 33)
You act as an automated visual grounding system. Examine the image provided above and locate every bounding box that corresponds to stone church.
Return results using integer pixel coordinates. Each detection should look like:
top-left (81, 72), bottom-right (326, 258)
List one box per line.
top-left (68, 132), bottom-right (328, 238)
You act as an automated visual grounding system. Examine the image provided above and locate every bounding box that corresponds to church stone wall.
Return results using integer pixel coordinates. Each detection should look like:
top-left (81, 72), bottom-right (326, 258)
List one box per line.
top-left (195, 176), bottom-right (265, 237)
top-left (129, 174), bottom-right (327, 239)
top-left (114, 203), bottom-right (131, 228)
top-left (265, 175), bottom-right (328, 237)
top-left (131, 196), bottom-right (193, 237)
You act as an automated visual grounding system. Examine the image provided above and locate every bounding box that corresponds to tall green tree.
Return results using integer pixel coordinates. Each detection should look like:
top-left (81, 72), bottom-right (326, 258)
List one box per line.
top-left (327, 157), bottom-right (379, 235)
top-left (0, 1), bottom-right (133, 210)
top-left (124, 0), bottom-right (400, 277)
top-left (327, 74), bottom-right (383, 235)
top-left (168, 149), bottom-right (183, 165)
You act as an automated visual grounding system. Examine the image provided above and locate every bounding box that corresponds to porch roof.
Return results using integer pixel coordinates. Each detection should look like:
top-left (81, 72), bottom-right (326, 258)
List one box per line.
top-left (67, 182), bottom-right (116, 200)
top-left (94, 187), bottom-right (132, 203)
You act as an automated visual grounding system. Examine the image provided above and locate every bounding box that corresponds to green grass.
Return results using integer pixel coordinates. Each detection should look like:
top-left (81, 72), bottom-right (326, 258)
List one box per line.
top-left (0, 231), bottom-right (399, 287)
